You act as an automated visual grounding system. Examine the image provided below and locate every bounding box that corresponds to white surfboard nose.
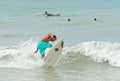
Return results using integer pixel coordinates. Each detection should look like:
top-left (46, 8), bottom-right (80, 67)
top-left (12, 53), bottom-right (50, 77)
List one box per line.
top-left (43, 38), bottom-right (64, 67)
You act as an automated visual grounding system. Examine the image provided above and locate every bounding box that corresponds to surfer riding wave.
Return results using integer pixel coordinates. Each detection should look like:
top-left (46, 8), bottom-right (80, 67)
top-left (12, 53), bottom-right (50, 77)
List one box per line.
top-left (34, 33), bottom-right (57, 59)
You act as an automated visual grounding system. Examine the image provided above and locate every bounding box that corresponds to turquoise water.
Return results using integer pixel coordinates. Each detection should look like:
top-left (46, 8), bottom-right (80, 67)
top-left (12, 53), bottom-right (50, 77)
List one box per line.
top-left (0, 0), bottom-right (120, 81)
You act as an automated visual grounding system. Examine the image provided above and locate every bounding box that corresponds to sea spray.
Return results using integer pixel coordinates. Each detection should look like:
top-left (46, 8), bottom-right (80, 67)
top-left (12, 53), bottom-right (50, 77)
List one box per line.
top-left (58, 41), bottom-right (120, 67)
top-left (0, 39), bottom-right (44, 69)
top-left (1, 39), bottom-right (120, 69)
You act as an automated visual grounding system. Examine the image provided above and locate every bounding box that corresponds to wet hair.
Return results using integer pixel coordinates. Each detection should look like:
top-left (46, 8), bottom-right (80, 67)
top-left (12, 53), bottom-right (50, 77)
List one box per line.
top-left (45, 11), bottom-right (47, 14)
top-left (67, 18), bottom-right (71, 22)
top-left (94, 18), bottom-right (97, 21)
top-left (53, 35), bottom-right (57, 39)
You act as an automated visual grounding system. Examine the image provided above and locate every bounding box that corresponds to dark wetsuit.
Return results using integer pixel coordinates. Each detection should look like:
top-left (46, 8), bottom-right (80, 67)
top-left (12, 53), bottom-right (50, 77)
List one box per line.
top-left (47, 13), bottom-right (55, 16)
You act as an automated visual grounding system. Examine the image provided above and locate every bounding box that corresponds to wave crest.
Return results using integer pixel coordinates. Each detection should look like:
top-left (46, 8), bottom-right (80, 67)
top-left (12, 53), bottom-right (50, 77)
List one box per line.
top-left (58, 41), bottom-right (120, 67)
top-left (1, 40), bottom-right (120, 69)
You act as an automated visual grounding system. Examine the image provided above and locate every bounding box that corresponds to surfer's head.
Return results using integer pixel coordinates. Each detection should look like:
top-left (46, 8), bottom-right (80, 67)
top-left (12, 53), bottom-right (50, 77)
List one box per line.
top-left (51, 35), bottom-right (57, 41)
top-left (45, 11), bottom-right (47, 14)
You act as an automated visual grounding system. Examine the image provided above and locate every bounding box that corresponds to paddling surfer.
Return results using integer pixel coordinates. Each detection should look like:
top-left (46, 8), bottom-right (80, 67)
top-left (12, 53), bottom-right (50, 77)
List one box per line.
top-left (43, 11), bottom-right (61, 16)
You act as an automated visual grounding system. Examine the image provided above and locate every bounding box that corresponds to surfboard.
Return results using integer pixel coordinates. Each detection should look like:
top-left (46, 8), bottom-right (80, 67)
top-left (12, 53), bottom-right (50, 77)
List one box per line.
top-left (43, 38), bottom-right (64, 67)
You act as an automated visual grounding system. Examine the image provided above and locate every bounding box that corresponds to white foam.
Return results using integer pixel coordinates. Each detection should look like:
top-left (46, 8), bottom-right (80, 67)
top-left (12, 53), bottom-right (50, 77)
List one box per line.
top-left (1, 39), bottom-right (120, 69)
top-left (0, 39), bottom-right (44, 69)
top-left (59, 41), bottom-right (120, 67)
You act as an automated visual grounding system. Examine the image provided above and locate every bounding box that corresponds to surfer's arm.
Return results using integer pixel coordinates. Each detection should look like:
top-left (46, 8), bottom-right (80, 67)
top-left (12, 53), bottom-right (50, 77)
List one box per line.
top-left (34, 48), bottom-right (38, 53)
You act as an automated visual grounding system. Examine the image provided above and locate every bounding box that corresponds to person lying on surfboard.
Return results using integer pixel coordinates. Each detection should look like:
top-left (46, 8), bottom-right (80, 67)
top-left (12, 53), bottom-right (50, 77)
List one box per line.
top-left (43, 11), bottom-right (61, 16)
top-left (34, 33), bottom-right (57, 59)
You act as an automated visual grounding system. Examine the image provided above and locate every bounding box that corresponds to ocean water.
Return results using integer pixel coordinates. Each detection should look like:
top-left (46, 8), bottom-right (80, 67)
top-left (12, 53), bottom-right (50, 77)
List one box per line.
top-left (0, 0), bottom-right (120, 81)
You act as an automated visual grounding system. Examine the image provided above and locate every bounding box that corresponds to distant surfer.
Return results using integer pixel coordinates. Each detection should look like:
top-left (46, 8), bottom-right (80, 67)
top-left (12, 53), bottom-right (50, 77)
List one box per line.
top-left (94, 18), bottom-right (97, 21)
top-left (67, 18), bottom-right (71, 22)
top-left (43, 11), bottom-right (61, 16)
top-left (34, 33), bottom-right (57, 59)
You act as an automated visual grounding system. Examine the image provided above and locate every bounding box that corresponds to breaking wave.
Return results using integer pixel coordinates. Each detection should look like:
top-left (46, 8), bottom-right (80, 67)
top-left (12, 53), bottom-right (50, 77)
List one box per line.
top-left (0, 38), bottom-right (120, 69)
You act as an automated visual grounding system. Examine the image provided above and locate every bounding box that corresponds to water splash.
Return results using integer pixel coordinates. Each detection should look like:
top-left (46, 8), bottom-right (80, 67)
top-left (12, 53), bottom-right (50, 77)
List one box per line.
top-left (1, 39), bottom-right (120, 69)
top-left (58, 41), bottom-right (120, 67)
top-left (0, 39), bottom-right (44, 69)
